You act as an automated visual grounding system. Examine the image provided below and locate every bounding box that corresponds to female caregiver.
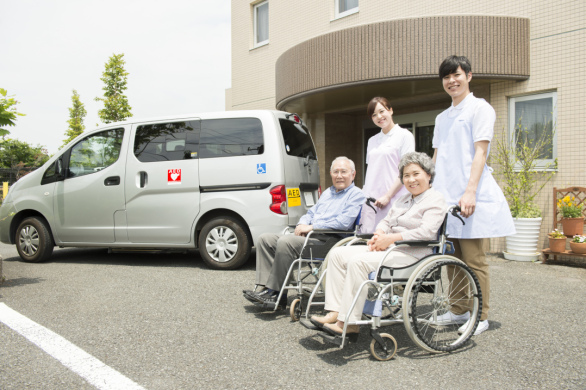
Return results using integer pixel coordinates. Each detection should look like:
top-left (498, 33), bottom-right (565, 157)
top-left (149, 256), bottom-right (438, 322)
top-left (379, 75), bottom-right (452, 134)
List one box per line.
top-left (311, 152), bottom-right (447, 336)
top-left (361, 97), bottom-right (415, 233)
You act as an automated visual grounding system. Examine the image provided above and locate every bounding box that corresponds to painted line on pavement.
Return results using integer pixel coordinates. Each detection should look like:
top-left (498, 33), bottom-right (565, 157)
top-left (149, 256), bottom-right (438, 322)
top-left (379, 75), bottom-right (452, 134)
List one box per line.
top-left (0, 303), bottom-right (145, 390)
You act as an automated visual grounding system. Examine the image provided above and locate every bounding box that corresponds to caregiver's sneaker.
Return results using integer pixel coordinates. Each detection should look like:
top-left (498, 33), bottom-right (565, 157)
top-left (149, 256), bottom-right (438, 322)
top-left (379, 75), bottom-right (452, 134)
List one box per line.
top-left (458, 319), bottom-right (489, 335)
top-left (434, 310), bottom-right (470, 325)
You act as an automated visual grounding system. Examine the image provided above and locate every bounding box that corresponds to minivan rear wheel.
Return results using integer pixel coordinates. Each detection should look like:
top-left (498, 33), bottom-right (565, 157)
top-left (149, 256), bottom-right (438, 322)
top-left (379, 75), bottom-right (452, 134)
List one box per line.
top-left (16, 217), bottom-right (54, 263)
top-left (198, 217), bottom-right (251, 270)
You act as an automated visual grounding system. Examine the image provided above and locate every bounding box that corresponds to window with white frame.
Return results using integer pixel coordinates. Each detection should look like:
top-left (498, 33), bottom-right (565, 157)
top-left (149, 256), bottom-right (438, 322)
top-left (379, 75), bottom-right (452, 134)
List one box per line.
top-left (254, 1), bottom-right (269, 47)
top-left (335, 0), bottom-right (359, 19)
top-left (509, 91), bottom-right (557, 169)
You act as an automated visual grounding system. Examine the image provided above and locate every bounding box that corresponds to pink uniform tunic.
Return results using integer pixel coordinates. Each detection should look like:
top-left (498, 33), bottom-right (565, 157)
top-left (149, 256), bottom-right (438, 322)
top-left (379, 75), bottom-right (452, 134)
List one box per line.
top-left (360, 124), bottom-right (415, 233)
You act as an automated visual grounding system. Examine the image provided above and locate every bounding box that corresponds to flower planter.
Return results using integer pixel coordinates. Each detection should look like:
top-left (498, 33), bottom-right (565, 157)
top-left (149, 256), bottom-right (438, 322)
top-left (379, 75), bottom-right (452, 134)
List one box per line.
top-left (504, 217), bottom-right (542, 262)
top-left (561, 217), bottom-right (584, 236)
top-left (548, 237), bottom-right (567, 253)
top-left (570, 241), bottom-right (586, 254)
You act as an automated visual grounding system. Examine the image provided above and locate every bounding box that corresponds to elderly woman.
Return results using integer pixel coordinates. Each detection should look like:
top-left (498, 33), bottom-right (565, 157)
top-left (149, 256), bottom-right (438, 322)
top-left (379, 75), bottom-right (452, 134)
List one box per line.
top-left (311, 152), bottom-right (447, 336)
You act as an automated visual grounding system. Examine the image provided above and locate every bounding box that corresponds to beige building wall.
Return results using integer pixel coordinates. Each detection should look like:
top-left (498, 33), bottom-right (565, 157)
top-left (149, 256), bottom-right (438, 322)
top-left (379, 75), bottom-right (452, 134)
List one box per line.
top-left (229, 0), bottom-right (586, 253)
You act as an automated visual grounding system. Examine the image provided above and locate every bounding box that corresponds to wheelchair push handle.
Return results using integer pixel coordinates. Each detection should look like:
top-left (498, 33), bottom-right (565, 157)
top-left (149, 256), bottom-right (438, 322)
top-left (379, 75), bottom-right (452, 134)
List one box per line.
top-left (365, 197), bottom-right (377, 214)
top-left (449, 205), bottom-right (465, 225)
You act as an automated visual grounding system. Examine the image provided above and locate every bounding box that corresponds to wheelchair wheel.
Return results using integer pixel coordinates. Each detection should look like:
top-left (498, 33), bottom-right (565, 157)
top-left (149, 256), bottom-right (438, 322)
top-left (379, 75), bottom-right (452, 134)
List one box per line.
top-left (403, 257), bottom-right (481, 353)
top-left (290, 298), bottom-right (302, 321)
top-left (370, 333), bottom-right (397, 361)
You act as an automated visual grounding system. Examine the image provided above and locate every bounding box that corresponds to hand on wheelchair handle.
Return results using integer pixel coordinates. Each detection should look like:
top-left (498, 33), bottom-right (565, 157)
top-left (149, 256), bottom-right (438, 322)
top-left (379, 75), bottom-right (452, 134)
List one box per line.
top-left (450, 205), bottom-right (466, 226)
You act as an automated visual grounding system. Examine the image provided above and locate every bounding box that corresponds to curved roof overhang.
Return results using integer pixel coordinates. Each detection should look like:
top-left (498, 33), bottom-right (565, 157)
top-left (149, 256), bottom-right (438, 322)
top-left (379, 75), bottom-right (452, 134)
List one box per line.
top-left (275, 15), bottom-right (530, 114)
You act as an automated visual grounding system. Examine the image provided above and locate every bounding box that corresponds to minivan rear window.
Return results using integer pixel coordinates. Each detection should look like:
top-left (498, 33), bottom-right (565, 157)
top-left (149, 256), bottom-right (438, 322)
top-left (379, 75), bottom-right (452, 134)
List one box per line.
top-left (279, 119), bottom-right (316, 159)
top-left (199, 118), bottom-right (264, 158)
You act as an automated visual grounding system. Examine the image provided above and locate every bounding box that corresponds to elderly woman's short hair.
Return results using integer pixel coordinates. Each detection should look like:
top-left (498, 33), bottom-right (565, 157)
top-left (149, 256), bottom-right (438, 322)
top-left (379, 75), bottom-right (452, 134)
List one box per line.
top-left (398, 152), bottom-right (435, 184)
top-left (330, 156), bottom-right (356, 172)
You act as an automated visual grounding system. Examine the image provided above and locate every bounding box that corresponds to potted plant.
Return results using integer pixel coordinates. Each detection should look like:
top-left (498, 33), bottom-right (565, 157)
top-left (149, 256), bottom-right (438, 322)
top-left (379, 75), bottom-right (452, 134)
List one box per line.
top-left (492, 122), bottom-right (556, 261)
top-left (548, 229), bottom-right (566, 253)
top-left (569, 235), bottom-right (586, 254)
top-left (557, 195), bottom-right (584, 236)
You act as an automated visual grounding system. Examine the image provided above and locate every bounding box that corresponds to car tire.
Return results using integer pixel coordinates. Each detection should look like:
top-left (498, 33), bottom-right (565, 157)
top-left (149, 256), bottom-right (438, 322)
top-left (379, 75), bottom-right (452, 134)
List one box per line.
top-left (15, 217), bottom-right (54, 263)
top-left (198, 217), bottom-right (251, 270)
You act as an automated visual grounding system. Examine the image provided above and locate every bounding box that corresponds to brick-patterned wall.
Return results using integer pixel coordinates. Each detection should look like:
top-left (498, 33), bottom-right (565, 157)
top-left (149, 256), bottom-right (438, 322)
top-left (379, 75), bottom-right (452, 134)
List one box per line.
top-left (230, 0), bottom-right (586, 254)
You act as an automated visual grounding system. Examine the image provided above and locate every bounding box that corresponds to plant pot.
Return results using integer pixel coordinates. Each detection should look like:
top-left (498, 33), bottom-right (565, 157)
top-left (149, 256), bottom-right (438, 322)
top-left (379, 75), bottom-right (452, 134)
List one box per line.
top-left (561, 217), bottom-right (584, 237)
top-left (504, 217), bottom-right (542, 261)
top-left (570, 241), bottom-right (586, 254)
top-left (548, 237), bottom-right (567, 253)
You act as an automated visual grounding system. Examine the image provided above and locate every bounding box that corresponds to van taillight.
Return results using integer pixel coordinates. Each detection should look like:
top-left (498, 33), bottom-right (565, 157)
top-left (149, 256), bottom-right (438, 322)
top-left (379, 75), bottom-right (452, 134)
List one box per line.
top-left (318, 185), bottom-right (322, 198)
top-left (270, 185), bottom-right (288, 214)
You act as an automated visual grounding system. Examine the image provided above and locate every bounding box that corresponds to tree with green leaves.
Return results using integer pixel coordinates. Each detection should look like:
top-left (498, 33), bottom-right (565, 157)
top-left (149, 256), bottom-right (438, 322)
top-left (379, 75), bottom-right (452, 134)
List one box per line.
top-left (95, 53), bottom-right (132, 124)
top-left (0, 88), bottom-right (25, 138)
top-left (0, 138), bottom-right (50, 169)
top-left (62, 89), bottom-right (87, 147)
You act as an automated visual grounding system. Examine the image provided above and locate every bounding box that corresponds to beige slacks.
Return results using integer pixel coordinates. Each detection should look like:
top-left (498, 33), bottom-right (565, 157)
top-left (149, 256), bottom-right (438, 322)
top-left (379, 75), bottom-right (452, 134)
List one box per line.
top-left (450, 238), bottom-right (490, 321)
top-left (325, 245), bottom-right (417, 323)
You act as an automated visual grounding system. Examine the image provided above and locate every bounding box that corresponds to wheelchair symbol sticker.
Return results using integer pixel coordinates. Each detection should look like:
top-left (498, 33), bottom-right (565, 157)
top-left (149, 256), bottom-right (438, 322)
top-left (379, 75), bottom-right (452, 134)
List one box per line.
top-left (257, 163), bottom-right (266, 174)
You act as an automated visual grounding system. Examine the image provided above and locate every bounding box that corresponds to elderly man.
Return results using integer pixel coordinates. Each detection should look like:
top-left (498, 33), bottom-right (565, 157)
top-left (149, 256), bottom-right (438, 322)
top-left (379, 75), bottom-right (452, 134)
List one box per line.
top-left (244, 156), bottom-right (365, 309)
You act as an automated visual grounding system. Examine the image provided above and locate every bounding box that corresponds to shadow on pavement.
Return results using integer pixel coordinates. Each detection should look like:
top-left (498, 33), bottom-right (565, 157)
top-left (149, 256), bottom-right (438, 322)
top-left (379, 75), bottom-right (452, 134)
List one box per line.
top-left (2, 246), bottom-right (258, 271)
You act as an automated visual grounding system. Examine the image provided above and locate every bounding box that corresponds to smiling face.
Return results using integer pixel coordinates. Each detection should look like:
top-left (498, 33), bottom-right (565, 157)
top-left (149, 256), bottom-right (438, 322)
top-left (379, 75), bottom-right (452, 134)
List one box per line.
top-left (370, 102), bottom-right (394, 132)
top-left (402, 163), bottom-right (431, 197)
top-left (330, 159), bottom-right (356, 192)
top-left (442, 66), bottom-right (472, 106)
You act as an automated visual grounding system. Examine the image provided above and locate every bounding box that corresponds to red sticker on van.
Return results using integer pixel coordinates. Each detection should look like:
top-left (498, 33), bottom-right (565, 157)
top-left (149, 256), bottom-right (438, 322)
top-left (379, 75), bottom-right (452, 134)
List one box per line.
top-left (168, 169), bottom-right (181, 184)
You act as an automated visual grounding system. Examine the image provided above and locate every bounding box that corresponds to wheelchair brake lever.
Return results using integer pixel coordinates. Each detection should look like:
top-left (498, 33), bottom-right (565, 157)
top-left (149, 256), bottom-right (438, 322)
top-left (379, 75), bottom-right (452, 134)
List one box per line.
top-left (450, 205), bottom-right (466, 225)
top-left (366, 197), bottom-right (377, 214)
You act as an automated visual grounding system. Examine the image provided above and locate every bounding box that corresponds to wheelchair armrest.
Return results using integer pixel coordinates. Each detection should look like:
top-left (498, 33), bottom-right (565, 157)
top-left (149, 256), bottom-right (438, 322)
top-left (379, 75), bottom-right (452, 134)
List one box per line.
top-left (356, 233), bottom-right (374, 240)
top-left (394, 240), bottom-right (440, 247)
top-left (311, 228), bottom-right (354, 234)
top-left (308, 229), bottom-right (355, 240)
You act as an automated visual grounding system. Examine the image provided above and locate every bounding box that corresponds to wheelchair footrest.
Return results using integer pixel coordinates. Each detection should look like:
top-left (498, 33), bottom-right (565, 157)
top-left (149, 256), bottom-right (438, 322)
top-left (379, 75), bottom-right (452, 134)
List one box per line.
top-left (245, 295), bottom-right (286, 311)
top-left (318, 331), bottom-right (359, 345)
top-left (300, 318), bottom-right (320, 330)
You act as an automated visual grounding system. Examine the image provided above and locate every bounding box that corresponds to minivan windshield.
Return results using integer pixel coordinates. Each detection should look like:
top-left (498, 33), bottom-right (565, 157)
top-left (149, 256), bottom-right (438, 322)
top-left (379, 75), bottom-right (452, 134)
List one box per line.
top-left (279, 119), bottom-right (317, 159)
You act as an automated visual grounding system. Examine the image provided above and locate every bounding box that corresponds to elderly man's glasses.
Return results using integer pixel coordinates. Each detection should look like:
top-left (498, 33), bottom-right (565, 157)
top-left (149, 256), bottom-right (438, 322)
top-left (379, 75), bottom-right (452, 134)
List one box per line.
top-left (331, 169), bottom-right (352, 176)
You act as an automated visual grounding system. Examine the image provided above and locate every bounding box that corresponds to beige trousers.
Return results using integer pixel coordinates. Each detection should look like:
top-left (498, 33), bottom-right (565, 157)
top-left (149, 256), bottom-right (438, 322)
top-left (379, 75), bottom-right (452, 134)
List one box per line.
top-left (325, 245), bottom-right (417, 323)
top-left (450, 238), bottom-right (490, 321)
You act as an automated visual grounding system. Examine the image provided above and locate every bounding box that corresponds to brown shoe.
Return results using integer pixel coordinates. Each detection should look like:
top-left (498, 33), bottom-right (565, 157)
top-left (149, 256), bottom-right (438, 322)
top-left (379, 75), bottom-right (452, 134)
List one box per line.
top-left (323, 322), bottom-right (359, 335)
top-left (310, 312), bottom-right (339, 328)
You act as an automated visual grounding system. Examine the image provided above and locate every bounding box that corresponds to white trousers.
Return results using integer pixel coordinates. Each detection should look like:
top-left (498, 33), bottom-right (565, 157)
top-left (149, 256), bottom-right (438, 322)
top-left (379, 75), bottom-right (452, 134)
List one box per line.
top-left (325, 245), bottom-right (417, 323)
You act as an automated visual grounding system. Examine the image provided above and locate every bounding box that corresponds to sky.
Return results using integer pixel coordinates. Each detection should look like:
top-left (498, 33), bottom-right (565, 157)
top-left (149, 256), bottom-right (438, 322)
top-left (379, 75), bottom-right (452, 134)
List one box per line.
top-left (1, 0), bottom-right (231, 154)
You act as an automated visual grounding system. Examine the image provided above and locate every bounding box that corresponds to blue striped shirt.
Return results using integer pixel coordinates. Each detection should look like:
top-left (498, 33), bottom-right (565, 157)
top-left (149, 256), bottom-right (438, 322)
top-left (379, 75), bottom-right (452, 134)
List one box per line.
top-left (298, 183), bottom-right (365, 230)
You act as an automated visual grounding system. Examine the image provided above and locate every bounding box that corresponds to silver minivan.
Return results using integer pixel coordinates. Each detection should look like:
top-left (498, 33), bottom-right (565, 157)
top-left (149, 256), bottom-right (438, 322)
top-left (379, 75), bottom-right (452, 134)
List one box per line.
top-left (0, 110), bottom-right (320, 269)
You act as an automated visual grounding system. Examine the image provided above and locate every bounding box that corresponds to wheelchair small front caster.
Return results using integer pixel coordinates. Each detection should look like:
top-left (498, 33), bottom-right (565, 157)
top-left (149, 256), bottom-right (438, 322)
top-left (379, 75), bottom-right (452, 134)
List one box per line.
top-left (290, 298), bottom-right (302, 321)
top-left (370, 333), bottom-right (397, 361)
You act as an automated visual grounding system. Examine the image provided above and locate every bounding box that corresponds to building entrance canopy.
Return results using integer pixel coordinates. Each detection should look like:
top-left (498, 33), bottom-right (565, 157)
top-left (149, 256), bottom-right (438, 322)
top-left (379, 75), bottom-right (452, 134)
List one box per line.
top-left (276, 15), bottom-right (530, 114)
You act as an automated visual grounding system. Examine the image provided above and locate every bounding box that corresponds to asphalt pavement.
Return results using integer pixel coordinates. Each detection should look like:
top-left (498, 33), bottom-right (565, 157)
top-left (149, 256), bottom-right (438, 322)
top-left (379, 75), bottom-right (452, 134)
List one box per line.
top-left (0, 243), bottom-right (585, 389)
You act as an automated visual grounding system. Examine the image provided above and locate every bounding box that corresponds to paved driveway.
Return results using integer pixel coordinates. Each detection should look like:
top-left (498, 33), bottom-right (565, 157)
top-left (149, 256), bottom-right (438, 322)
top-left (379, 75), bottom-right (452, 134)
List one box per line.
top-left (1, 244), bottom-right (585, 389)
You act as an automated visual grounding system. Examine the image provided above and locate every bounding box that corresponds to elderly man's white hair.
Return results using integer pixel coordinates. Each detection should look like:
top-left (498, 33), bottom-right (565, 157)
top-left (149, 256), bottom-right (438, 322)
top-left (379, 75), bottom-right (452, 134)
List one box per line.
top-left (330, 156), bottom-right (356, 172)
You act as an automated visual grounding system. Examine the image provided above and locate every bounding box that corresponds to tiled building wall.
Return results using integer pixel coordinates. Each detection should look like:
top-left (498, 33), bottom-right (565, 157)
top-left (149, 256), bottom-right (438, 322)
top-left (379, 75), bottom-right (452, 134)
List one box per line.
top-left (230, 0), bottom-right (586, 253)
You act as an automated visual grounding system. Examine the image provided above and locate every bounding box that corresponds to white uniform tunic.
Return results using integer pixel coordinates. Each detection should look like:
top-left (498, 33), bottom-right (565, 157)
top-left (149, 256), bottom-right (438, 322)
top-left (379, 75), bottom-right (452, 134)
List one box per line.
top-left (360, 124), bottom-right (415, 233)
top-left (432, 93), bottom-right (515, 239)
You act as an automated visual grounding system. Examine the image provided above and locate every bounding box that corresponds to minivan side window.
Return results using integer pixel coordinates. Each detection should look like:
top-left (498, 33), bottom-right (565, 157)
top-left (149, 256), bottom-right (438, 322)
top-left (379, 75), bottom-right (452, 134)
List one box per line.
top-left (134, 121), bottom-right (200, 162)
top-left (199, 118), bottom-right (264, 158)
top-left (68, 128), bottom-right (124, 178)
top-left (279, 119), bottom-right (317, 159)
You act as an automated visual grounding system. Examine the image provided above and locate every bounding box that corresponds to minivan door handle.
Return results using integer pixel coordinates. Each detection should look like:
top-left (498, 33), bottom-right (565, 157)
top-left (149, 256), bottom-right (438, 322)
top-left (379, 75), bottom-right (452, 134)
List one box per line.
top-left (104, 176), bottom-right (120, 186)
top-left (139, 172), bottom-right (148, 188)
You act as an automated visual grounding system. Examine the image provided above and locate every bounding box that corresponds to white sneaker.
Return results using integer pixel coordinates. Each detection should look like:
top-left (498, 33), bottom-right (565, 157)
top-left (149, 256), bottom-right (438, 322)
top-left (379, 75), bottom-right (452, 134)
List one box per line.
top-left (434, 310), bottom-right (470, 325)
top-left (458, 319), bottom-right (489, 335)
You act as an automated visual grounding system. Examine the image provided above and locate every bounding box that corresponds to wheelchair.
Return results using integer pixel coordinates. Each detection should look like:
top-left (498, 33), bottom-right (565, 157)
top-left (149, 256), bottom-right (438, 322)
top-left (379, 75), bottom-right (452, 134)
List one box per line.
top-left (244, 198), bottom-right (377, 320)
top-left (300, 205), bottom-right (483, 361)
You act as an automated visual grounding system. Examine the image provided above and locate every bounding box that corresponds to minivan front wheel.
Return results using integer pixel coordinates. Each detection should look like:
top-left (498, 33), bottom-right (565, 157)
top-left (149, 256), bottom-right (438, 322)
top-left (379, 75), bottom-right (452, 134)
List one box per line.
top-left (198, 217), bottom-right (251, 270)
top-left (16, 217), bottom-right (54, 263)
